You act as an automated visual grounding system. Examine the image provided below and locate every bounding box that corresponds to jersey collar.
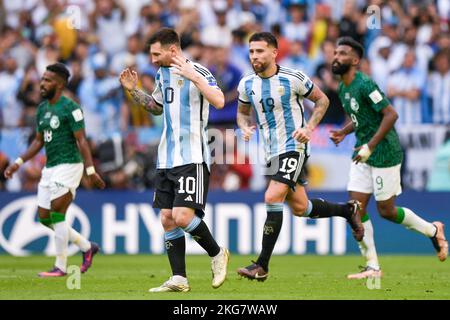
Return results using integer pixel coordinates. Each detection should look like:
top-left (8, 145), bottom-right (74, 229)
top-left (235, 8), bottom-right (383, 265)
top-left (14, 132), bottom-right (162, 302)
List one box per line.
top-left (257, 64), bottom-right (280, 79)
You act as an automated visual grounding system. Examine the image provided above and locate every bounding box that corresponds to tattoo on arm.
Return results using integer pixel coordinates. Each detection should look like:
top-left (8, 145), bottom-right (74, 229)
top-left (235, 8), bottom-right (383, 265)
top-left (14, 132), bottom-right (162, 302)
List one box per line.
top-left (129, 88), bottom-right (162, 114)
top-left (305, 86), bottom-right (329, 129)
top-left (237, 103), bottom-right (252, 128)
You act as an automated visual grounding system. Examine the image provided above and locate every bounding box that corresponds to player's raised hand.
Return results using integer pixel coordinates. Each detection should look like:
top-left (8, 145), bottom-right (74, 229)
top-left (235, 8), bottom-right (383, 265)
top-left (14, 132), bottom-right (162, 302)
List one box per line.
top-left (241, 125), bottom-right (256, 141)
top-left (119, 68), bottom-right (138, 91)
top-left (329, 129), bottom-right (346, 146)
top-left (89, 172), bottom-right (106, 190)
top-left (292, 126), bottom-right (312, 143)
top-left (3, 163), bottom-right (20, 179)
top-left (170, 56), bottom-right (197, 81)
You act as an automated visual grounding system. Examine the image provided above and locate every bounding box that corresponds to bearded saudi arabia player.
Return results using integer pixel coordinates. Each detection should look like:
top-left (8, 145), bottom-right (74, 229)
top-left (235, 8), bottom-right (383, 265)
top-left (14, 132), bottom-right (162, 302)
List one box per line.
top-left (4, 63), bottom-right (105, 277)
top-left (330, 37), bottom-right (448, 279)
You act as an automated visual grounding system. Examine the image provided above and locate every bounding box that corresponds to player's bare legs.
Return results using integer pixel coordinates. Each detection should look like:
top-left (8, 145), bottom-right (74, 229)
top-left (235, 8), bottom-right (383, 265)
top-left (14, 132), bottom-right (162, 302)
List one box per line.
top-left (377, 196), bottom-right (448, 262)
top-left (346, 191), bottom-right (382, 279)
top-left (286, 184), bottom-right (309, 216)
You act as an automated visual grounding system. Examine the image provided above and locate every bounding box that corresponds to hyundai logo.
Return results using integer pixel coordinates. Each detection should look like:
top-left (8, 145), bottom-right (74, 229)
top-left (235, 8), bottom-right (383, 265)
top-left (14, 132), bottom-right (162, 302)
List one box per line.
top-left (0, 196), bottom-right (90, 256)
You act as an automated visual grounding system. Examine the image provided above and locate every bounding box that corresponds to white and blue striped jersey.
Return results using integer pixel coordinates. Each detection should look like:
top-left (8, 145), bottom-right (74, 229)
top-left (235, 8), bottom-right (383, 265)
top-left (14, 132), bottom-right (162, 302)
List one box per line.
top-left (151, 60), bottom-right (219, 169)
top-left (237, 65), bottom-right (314, 162)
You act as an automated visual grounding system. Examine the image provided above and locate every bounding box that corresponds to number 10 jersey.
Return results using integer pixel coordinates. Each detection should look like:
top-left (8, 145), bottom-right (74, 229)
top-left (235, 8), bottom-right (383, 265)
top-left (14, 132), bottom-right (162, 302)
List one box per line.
top-left (151, 61), bottom-right (220, 170)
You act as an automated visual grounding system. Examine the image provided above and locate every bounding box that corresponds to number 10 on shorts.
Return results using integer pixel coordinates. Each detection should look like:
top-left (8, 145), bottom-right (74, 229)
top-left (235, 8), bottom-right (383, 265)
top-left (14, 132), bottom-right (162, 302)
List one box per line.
top-left (178, 177), bottom-right (196, 194)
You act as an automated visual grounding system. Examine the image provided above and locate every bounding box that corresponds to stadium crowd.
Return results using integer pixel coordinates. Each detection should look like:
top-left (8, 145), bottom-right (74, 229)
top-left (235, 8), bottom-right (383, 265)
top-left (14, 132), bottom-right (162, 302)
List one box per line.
top-left (0, 0), bottom-right (449, 192)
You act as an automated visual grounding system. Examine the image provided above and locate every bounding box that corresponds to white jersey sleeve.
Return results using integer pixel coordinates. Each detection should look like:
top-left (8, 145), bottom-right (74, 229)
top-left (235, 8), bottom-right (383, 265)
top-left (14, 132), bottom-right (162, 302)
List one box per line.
top-left (237, 77), bottom-right (251, 104)
top-left (151, 70), bottom-right (163, 106)
top-left (192, 63), bottom-right (220, 89)
top-left (292, 70), bottom-right (314, 97)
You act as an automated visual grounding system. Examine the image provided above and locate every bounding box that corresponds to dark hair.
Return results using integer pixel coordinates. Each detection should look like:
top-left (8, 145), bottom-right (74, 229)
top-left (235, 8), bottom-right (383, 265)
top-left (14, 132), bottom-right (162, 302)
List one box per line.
top-left (337, 36), bottom-right (364, 59)
top-left (147, 28), bottom-right (180, 49)
top-left (270, 23), bottom-right (282, 35)
top-left (434, 48), bottom-right (450, 63)
top-left (249, 32), bottom-right (278, 48)
top-left (46, 63), bottom-right (70, 83)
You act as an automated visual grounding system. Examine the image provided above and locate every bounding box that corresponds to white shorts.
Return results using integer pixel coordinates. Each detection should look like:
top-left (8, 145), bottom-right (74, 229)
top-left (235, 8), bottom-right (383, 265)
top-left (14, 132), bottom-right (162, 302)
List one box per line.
top-left (37, 163), bottom-right (84, 209)
top-left (347, 162), bottom-right (402, 201)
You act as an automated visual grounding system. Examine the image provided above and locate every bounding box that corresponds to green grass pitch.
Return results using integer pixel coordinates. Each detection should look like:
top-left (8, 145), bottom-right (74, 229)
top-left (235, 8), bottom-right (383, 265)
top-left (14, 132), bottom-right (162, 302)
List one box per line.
top-left (0, 254), bottom-right (448, 300)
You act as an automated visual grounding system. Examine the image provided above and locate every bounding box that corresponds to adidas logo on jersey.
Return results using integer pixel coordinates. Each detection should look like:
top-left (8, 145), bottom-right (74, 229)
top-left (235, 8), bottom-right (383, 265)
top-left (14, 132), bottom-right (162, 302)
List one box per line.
top-left (283, 174), bottom-right (291, 180)
top-left (184, 195), bottom-right (193, 202)
top-left (250, 90), bottom-right (255, 95)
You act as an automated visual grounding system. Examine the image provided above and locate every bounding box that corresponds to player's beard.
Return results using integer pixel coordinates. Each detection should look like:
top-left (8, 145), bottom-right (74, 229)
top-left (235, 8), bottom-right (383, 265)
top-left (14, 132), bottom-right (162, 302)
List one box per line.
top-left (40, 87), bottom-right (56, 100)
top-left (252, 60), bottom-right (269, 74)
top-left (331, 61), bottom-right (351, 75)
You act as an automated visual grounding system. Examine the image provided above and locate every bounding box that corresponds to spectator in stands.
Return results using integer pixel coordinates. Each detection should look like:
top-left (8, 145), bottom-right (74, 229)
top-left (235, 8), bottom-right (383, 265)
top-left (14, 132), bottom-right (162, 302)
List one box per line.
top-left (271, 23), bottom-right (291, 63)
top-left (283, 4), bottom-right (309, 45)
top-left (210, 128), bottom-right (252, 191)
top-left (280, 40), bottom-right (312, 75)
top-left (78, 52), bottom-right (124, 141)
top-left (387, 49), bottom-right (425, 125)
top-left (17, 64), bottom-right (40, 129)
top-left (90, 0), bottom-right (127, 57)
top-left (209, 46), bottom-right (242, 126)
top-left (369, 36), bottom-right (393, 93)
top-left (0, 55), bottom-right (24, 128)
top-left (110, 33), bottom-right (149, 75)
top-left (428, 49), bottom-right (450, 124)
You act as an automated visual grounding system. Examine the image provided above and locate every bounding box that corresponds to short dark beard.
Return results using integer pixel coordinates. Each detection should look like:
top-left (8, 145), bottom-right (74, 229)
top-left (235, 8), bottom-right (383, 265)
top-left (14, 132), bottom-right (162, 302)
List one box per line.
top-left (252, 61), bottom-right (269, 74)
top-left (41, 87), bottom-right (56, 100)
top-left (331, 62), bottom-right (351, 75)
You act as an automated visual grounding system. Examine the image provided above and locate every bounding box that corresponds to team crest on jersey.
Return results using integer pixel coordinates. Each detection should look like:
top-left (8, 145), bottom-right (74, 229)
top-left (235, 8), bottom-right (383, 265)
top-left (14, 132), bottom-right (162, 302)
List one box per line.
top-left (177, 78), bottom-right (184, 87)
top-left (350, 97), bottom-right (359, 112)
top-left (49, 115), bottom-right (60, 129)
top-left (44, 112), bottom-right (51, 119)
top-left (277, 86), bottom-right (285, 95)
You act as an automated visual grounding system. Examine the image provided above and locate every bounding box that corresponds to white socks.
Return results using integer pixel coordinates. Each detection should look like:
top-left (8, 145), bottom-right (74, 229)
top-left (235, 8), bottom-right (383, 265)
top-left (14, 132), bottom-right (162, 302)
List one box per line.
top-left (41, 220), bottom-right (91, 252)
top-left (358, 215), bottom-right (380, 270)
top-left (358, 207), bottom-right (437, 271)
top-left (53, 220), bottom-right (69, 272)
top-left (397, 207), bottom-right (437, 238)
top-left (69, 228), bottom-right (91, 252)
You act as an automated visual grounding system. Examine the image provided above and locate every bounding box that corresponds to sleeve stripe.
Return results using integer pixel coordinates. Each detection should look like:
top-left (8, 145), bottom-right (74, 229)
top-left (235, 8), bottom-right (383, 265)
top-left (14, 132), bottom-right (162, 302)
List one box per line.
top-left (194, 68), bottom-right (208, 77)
top-left (193, 65), bottom-right (210, 77)
top-left (279, 67), bottom-right (306, 80)
top-left (195, 64), bottom-right (212, 75)
top-left (279, 69), bottom-right (305, 82)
